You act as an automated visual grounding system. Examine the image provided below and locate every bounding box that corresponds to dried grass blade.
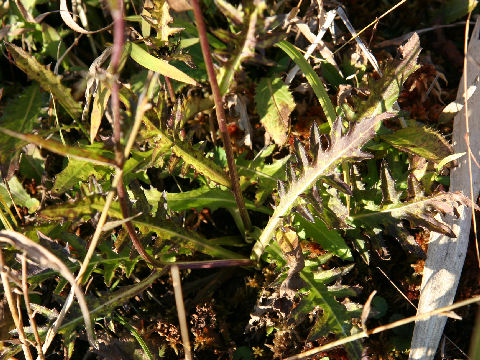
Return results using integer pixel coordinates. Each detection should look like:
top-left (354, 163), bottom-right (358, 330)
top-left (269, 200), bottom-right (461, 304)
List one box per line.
top-left (60, 0), bottom-right (112, 34)
top-left (0, 249), bottom-right (33, 360)
top-left (0, 128), bottom-right (116, 167)
top-left (0, 230), bottom-right (96, 347)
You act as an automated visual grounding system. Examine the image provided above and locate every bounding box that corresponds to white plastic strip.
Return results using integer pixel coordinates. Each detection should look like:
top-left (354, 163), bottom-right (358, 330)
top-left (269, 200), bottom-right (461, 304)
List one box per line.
top-left (409, 17), bottom-right (480, 360)
top-left (336, 7), bottom-right (382, 76)
top-left (285, 10), bottom-right (336, 85)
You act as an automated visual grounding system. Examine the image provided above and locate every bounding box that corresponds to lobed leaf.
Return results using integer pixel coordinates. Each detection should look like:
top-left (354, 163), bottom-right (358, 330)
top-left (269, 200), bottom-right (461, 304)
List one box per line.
top-left (237, 145), bottom-right (290, 206)
top-left (4, 42), bottom-right (82, 119)
top-left (353, 173), bottom-right (473, 242)
top-left (294, 270), bottom-right (363, 360)
top-left (251, 112), bottom-right (395, 261)
top-left (39, 195), bottom-right (243, 260)
top-left (53, 159), bottom-right (111, 193)
top-left (142, 117), bottom-right (232, 188)
top-left (350, 33), bottom-right (421, 122)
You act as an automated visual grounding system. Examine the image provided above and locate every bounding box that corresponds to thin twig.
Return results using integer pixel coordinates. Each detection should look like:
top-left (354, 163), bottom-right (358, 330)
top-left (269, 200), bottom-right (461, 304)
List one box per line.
top-left (191, 0), bottom-right (251, 232)
top-left (332, 0), bottom-right (408, 57)
top-left (21, 254), bottom-right (46, 360)
top-left (171, 265), bottom-right (192, 360)
top-left (285, 295), bottom-right (480, 360)
top-left (0, 249), bottom-right (34, 360)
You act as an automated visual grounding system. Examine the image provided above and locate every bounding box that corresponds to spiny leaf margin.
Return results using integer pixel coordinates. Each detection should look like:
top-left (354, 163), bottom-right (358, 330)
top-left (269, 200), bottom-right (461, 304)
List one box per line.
top-left (251, 112), bottom-right (396, 261)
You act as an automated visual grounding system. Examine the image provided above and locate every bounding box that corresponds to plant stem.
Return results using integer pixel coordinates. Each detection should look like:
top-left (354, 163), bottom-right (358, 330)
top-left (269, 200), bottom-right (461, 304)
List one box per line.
top-left (171, 265), bottom-right (192, 360)
top-left (0, 249), bottom-right (33, 360)
top-left (116, 177), bottom-right (163, 267)
top-left (108, 0), bottom-right (163, 267)
top-left (164, 76), bottom-right (176, 102)
top-left (21, 255), bottom-right (46, 360)
top-left (191, 0), bottom-right (251, 232)
top-left (110, 0), bottom-right (124, 165)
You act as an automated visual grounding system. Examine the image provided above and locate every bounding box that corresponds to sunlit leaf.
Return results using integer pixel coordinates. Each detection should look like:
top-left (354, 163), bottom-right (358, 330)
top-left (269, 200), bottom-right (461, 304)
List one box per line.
top-left (164, 186), bottom-right (272, 214)
top-left (127, 42), bottom-right (198, 85)
top-left (255, 77), bottom-right (295, 146)
top-left (276, 40), bottom-right (336, 126)
top-left (350, 33), bottom-right (421, 121)
top-left (40, 195), bottom-right (243, 259)
top-left (294, 214), bottom-right (353, 261)
top-left (53, 159), bottom-right (111, 193)
top-left (0, 176), bottom-right (39, 213)
top-left (90, 82), bottom-right (111, 143)
top-left (142, 117), bottom-right (231, 188)
top-left (381, 127), bottom-right (452, 163)
top-left (251, 112), bottom-right (395, 261)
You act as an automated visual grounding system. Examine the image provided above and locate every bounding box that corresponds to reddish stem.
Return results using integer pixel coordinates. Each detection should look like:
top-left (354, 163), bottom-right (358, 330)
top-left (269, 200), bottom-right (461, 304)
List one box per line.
top-left (191, 0), bottom-right (251, 231)
top-left (110, 0), bottom-right (124, 165)
top-left (164, 76), bottom-right (176, 102)
top-left (109, 0), bottom-right (160, 267)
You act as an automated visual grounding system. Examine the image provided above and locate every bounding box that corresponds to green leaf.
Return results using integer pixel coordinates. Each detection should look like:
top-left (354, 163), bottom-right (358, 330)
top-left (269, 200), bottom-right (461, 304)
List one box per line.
top-left (294, 214), bottom-right (353, 261)
top-left (251, 112), bottom-right (395, 261)
top-left (53, 159), bottom-right (111, 193)
top-left (0, 128), bottom-right (116, 167)
top-left (98, 239), bottom-right (140, 287)
top-left (0, 84), bottom-right (43, 166)
top-left (40, 195), bottom-right (243, 259)
top-left (4, 42), bottom-right (82, 119)
top-left (115, 313), bottom-right (154, 360)
top-left (141, 0), bottom-right (183, 43)
top-left (351, 33), bottom-right (420, 121)
top-left (237, 145), bottom-right (290, 206)
top-left (41, 23), bottom-right (66, 61)
top-left (255, 77), bottom-right (295, 146)
top-left (135, 216), bottom-right (243, 259)
top-left (142, 117), bottom-right (231, 188)
top-left (217, 6), bottom-right (259, 94)
top-left (436, 0), bottom-right (478, 24)
top-left (294, 270), bottom-right (363, 359)
top-left (436, 152), bottom-right (466, 171)
top-left (59, 271), bottom-right (163, 335)
top-left (127, 42), bottom-right (198, 85)
top-left (381, 127), bottom-right (452, 163)
top-left (352, 167), bottom-right (472, 256)
top-left (0, 176), bottom-right (39, 213)
top-left (164, 186), bottom-right (272, 214)
top-left (90, 81), bottom-right (111, 143)
top-left (276, 40), bottom-right (336, 126)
